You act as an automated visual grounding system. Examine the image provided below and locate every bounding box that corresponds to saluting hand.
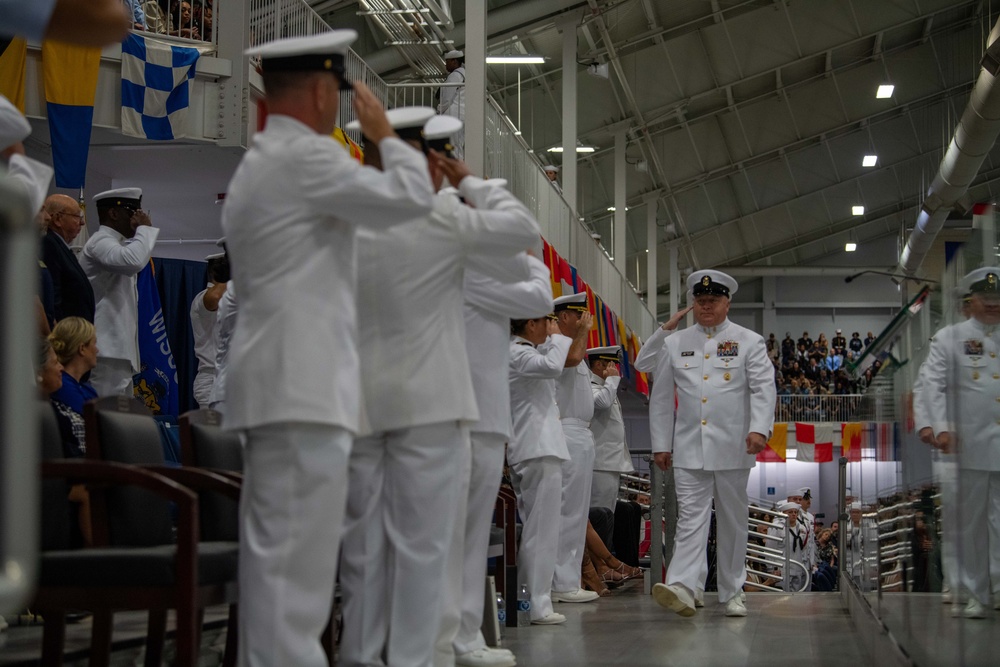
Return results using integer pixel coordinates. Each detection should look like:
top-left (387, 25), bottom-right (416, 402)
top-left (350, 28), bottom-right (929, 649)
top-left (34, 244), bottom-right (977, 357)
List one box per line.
top-left (603, 364), bottom-right (620, 379)
top-left (430, 151), bottom-right (471, 187)
top-left (662, 305), bottom-right (693, 331)
top-left (131, 209), bottom-right (152, 230)
top-left (352, 82), bottom-right (395, 145)
top-left (577, 312), bottom-right (594, 338)
top-left (745, 432), bottom-right (767, 455)
top-left (546, 319), bottom-right (561, 337)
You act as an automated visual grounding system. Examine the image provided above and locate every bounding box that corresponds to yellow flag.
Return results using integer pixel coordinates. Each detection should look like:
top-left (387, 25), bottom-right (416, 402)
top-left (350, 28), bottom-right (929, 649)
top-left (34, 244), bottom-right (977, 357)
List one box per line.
top-left (757, 422), bottom-right (787, 462)
top-left (841, 422), bottom-right (863, 461)
top-left (0, 37), bottom-right (27, 111)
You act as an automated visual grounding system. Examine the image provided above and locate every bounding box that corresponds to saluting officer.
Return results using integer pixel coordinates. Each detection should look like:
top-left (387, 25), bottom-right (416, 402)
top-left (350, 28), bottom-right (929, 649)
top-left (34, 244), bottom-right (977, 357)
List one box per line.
top-left (223, 31), bottom-right (436, 667)
top-left (649, 270), bottom-right (776, 618)
top-left (551, 292), bottom-right (602, 604)
top-left (917, 266), bottom-right (1000, 619)
top-left (588, 345), bottom-right (634, 512)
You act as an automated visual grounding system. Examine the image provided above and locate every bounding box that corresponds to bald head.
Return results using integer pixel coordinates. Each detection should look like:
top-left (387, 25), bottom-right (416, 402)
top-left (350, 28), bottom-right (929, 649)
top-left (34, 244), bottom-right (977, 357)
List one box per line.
top-left (43, 194), bottom-right (85, 244)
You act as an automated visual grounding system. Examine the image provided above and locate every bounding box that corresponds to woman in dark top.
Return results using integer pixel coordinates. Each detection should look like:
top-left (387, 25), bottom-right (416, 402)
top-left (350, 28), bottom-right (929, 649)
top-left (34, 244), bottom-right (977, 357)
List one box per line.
top-left (48, 317), bottom-right (98, 456)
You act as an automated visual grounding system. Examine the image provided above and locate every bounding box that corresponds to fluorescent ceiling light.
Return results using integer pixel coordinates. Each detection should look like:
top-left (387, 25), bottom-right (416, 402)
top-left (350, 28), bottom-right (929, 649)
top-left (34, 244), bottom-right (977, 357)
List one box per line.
top-left (876, 84), bottom-right (894, 98)
top-left (548, 146), bottom-right (596, 153)
top-left (862, 155), bottom-right (877, 167)
top-left (845, 242), bottom-right (858, 252)
top-left (852, 205), bottom-right (865, 216)
top-left (486, 56), bottom-right (545, 64)
top-left (606, 206), bottom-right (630, 212)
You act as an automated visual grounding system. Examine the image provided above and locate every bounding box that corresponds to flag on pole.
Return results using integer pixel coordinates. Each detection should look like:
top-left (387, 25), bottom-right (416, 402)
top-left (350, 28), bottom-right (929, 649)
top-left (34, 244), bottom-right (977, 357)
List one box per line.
top-left (757, 423), bottom-right (788, 462)
top-left (42, 41), bottom-right (101, 188)
top-left (876, 422), bottom-right (897, 461)
top-left (121, 33), bottom-right (201, 140)
top-left (0, 37), bottom-right (27, 111)
top-left (841, 422), bottom-right (863, 462)
top-left (133, 262), bottom-right (180, 417)
top-left (795, 422), bottom-right (834, 462)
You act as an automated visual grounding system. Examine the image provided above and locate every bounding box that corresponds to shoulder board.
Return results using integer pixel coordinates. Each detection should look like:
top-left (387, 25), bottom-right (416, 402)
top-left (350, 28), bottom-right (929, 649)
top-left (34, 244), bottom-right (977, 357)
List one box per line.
top-left (515, 341), bottom-right (533, 346)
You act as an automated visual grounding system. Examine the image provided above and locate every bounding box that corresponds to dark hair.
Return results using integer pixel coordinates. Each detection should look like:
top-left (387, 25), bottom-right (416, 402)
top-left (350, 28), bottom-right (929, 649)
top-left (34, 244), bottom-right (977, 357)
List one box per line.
top-left (207, 255), bottom-right (230, 284)
top-left (511, 319), bottom-right (531, 335)
top-left (262, 70), bottom-right (334, 98)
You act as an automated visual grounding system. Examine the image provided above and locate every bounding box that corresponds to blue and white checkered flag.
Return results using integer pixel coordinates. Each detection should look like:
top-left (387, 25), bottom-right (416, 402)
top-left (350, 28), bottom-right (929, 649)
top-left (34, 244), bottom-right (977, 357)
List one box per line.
top-left (121, 34), bottom-right (201, 140)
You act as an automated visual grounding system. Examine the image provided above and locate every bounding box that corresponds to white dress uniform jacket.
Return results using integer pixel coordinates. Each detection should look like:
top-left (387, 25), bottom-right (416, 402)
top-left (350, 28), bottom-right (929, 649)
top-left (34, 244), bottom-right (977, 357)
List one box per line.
top-left (438, 66), bottom-right (466, 119)
top-left (80, 225), bottom-right (160, 371)
top-left (464, 254), bottom-right (554, 438)
top-left (356, 176), bottom-right (540, 435)
top-left (557, 361), bottom-right (595, 423)
top-left (920, 316), bottom-right (1000, 472)
top-left (508, 334), bottom-right (573, 465)
top-left (220, 115), bottom-right (434, 432)
top-left (649, 319), bottom-right (776, 470)
top-left (208, 282), bottom-right (236, 409)
top-left (591, 372), bottom-right (633, 472)
top-left (189, 285), bottom-right (218, 406)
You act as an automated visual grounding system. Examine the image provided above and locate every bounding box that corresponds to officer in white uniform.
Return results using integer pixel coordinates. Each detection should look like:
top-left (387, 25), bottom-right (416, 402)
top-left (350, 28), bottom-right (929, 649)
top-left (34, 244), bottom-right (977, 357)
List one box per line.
top-left (845, 502), bottom-right (879, 593)
top-left (917, 266), bottom-right (1000, 619)
top-left (339, 110), bottom-right (540, 667)
top-left (223, 31), bottom-right (436, 667)
top-left (438, 49), bottom-right (465, 159)
top-left (588, 345), bottom-right (634, 511)
top-left (79, 187), bottom-right (158, 397)
top-left (543, 165), bottom-right (561, 194)
top-left (189, 248), bottom-right (228, 407)
top-left (208, 279), bottom-right (235, 416)
top-left (650, 270), bottom-right (776, 618)
top-left (446, 219), bottom-right (553, 666)
top-left (551, 292), bottom-right (602, 603)
top-left (509, 314), bottom-right (579, 624)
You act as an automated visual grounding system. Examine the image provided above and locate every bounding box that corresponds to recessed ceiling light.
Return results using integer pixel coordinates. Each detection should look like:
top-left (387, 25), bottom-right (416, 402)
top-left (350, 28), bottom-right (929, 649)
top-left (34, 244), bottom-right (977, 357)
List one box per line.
top-left (486, 56), bottom-right (545, 64)
top-left (845, 242), bottom-right (858, 252)
top-left (862, 155), bottom-right (877, 167)
top-left (852, 205), bottom-right (865, 216)
top-left (876, 84), bottom-right (894, 99)
top-left (645, 249), bottom-right (649, 253)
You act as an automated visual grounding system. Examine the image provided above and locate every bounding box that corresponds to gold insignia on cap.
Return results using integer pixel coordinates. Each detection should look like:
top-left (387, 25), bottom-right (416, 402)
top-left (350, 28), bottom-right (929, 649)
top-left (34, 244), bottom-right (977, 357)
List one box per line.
top-left (324, 58), bottom-right (333, 69)
top-left (702, 275), bottom-right (710, 286)
top-left (989, 273), bottom-right (997, 285)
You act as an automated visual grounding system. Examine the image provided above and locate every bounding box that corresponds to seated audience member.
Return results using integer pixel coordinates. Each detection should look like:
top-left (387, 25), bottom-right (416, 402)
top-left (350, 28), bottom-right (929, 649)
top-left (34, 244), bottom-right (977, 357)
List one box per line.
top-left (780, 332), bottom-right (796, 362)
top-left (831, 329), bottom-right (846, 351)
top-left (142, 0), bottom-right (167, 33)
top-left (811, 333), bottom-right (828, 362)
top-left (48, 318), bottom-right (99, 455)
top-left (581, 520), bottom-right (642, 596)
top-left (123, 0), bottom-right (145, 29)
top-left (797, 331), bottom-right (812, 351)
top-left (36, 336), bottom-right (82, 458)
top-left (193, 0), bottom-right (212, 40)
top-left (804, 357), bottom-right (821, 382)
top-left (864, 331), bottom-right (875, 347)
top-left (825, 347), bottom-right (844, 372)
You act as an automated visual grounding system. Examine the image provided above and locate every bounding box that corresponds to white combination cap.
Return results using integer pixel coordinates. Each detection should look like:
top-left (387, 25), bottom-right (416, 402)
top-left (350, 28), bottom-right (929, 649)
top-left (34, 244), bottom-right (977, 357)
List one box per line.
top-left (247, 30), bottom-right (358, 90)
top-left (424, 115), bottom-right (463, 157)
top-left (553, 292), bottom-right (588, 313)
top-left (543, 165), bottom-right (559, 173)
top-left (443, 50), bottom-right (464, 59)
top-left (483, 178), bottom-right (508, 189)
top-left (93, 188), bottom-right (142, 207)
top-left (587, 346), bottom-right (622, 362)
top-left (0, 95), bottom-right (31, 151)
top-left (205, 251), bottom-right (225, 261)
top-left (688, 269), bottom-right (738, 298)
top-left (346, 106), bottom-right (435, 143)
top-left (777, 501), bottom-right (801, 513)
top-left (962, 266), bottom-right (1000, 295)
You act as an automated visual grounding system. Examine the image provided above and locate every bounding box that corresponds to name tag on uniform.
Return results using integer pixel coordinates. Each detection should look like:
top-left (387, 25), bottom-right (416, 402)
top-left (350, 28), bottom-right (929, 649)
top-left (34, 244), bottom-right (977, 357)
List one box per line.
top-left (717, 341), bottom-right (739, 357)
top-left (965, 339), bottom-right (984, 356)
top-left (681, 351), bottom-right (694, 357)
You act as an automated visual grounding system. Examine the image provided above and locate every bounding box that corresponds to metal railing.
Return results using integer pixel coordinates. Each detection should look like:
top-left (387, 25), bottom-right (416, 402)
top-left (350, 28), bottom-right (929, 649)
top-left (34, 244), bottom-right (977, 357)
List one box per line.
top-left (776, 394), bottom-right (866, 422)
top-left (249, 0), bottom-right (330, 46)
top-left (130, 0), bottom-right (218, 47)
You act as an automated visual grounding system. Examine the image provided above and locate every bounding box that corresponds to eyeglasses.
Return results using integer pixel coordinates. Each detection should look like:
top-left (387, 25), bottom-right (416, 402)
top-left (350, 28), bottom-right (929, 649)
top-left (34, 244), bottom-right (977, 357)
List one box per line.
top-left (56, 211), bottom-right (84, 220)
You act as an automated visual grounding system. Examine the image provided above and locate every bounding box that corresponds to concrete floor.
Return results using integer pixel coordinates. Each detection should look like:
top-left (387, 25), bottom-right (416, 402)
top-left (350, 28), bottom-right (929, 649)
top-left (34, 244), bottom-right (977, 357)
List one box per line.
top-left (500, 583), bottom-right (867, 667)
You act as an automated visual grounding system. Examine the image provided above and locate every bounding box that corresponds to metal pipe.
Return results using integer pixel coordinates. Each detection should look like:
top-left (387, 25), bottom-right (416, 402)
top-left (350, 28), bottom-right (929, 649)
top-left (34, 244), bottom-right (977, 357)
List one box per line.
top-left (897, 17), bottom-right (1000, 275)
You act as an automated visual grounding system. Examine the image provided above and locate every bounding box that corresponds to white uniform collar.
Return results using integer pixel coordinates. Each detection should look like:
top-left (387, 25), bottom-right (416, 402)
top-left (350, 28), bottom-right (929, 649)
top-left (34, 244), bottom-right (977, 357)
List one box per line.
top-left (512, 334), bottom-right (535, 348)
top-left (696, 318), bottom-right (731, 337)
top-left (100, 225), bottom-right (126, 242)
top-left (590, 371), bottom-right (605, 385)
top-left (969, 317), bottom-right (999, 336)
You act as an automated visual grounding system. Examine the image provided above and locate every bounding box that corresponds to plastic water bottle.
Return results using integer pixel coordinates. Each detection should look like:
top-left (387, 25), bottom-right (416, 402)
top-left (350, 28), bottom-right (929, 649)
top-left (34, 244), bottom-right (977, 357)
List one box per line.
top-left (496, 593), bottom-right (506, 640)
top-left (517, 583), bottom-right (531, 626)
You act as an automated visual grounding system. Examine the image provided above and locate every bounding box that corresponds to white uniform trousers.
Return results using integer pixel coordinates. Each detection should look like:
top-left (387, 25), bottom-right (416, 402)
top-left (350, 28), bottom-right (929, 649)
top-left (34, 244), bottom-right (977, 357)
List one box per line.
top-left (436, 431), bottom-right (505, 665)
top-left (192, 371), bottom-right (214, 408)
top-left (667, 467), bottom-right (750, 604)
top-left (510, 456), bottom-right (563, 621)
top-left (933, 457), bottom-right (960, 594)
top-left (552, 421), bottom-right (595, 592)
top-left (959, 469), bottom-right (1000, 605)
top-left (237, 422), bottom-right (351, 667)
top-left (90, 357), bottom-right (133, 397)
top-left (590, 471), bottom-right (620, 511)
top-left (340, 421), bottom-right (467, 667)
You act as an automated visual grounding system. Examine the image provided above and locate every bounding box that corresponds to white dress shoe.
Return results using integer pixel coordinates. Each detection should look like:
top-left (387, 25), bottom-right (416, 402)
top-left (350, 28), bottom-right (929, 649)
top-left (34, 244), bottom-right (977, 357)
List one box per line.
top-left (652, 583), bottom-right (696, 617)
top-left (455, 647), bottom-right (517, 667)
top-left (552, 588), bottom-right (600, 603)
top-left (725, 595), bottom-right (748, 617)
top-left (694, 590), bottom-right (704, 608)
top-left (953, 598), bottom-right (987, 619)
top-left (530, 612), bottom-right (566, 625)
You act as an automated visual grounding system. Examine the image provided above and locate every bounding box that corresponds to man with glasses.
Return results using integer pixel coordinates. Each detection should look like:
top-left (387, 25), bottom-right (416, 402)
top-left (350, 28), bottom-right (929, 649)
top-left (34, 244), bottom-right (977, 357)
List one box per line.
top-left (41, 194), bottom-right (95, 322)
top-left (79, 187), bottom-right (158, 396)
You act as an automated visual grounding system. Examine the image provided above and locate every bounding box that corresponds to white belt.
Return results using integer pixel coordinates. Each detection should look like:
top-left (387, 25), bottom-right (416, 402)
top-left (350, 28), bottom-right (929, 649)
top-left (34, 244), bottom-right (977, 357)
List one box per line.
top-left (561, 418), bottom-right (591, 428)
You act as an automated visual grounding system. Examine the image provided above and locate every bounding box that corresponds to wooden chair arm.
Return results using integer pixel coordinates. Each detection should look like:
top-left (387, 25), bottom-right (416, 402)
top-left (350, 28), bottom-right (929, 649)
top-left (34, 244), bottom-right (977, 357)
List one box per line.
top-left (143, 466), bottom-right (241, 502)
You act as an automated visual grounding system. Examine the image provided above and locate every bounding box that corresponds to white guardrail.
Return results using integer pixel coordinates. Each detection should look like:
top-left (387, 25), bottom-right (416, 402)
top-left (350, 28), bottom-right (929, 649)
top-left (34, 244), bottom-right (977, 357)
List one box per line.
top-left (247, 0), bottom-right (657, 337)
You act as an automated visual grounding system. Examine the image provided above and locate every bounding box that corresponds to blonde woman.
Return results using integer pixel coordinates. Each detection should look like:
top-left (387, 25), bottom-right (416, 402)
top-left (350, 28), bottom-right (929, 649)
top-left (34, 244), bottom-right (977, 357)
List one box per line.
top-left (49, 317), bottom-right (100, 415)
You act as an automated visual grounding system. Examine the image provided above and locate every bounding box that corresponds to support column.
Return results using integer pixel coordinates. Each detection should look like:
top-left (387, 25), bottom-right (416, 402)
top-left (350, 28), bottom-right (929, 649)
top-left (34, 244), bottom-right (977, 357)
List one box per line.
top-left (556, 14), bottom-right (579, 216)
top-left (613, 129), bottom-right (626, 272)
top-left (464, 0), bottom-right (486, 175)
top-left (762, 276), bottom-right (777, 337)
top-left (669, 246), bottom-right (679, 323)
top-left (645, 194), bottom-right (658, 311)
top-left (215, 0), bottom-right (250, 148)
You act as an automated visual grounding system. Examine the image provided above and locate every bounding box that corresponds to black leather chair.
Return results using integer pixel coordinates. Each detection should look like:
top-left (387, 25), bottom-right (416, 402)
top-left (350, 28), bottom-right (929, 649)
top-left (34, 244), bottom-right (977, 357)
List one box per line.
top-left (75, 396), bottom-right (240, 666)
top-left (33, 399), bottom-right (233, 667)
top-left (179, 409), bottom-right (243, 542)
